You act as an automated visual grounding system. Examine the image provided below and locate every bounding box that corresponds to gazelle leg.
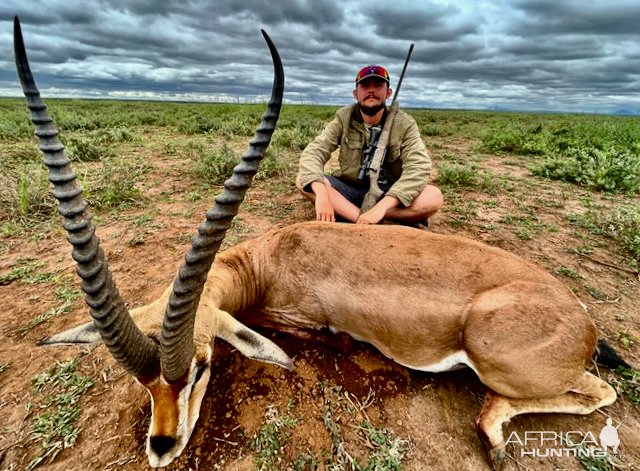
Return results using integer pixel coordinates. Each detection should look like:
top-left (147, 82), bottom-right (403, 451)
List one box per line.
top-left (475, 372), bottom-right (616, 471)
top-left (475, 392), bottom-right (512, 470)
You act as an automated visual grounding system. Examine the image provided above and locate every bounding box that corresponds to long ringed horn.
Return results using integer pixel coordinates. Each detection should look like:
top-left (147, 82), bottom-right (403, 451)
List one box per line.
top-left (13, 16), bottom-right (160, 380)
top-left (160, 30), bottom-right (285, 382)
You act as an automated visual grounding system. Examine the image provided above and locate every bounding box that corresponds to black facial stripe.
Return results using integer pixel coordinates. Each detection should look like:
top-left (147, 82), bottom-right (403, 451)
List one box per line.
top-left (194, 365), bottom-right (208, 384)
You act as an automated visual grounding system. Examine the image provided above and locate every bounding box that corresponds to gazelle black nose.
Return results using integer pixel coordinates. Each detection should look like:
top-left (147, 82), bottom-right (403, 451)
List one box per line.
top-left (150, 435), bottom-right (176, 457)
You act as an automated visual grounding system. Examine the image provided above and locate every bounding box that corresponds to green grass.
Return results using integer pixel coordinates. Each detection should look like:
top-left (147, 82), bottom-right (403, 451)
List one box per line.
top-left (531, 147), bottom-right (640, 194)
top-left (600, 207), bottom-right (640, 264)
top-left (475, 114), bottom-right (640, 194)
top-left (556, 266), bottom-right (582, 279)
top-left (420, 123), bottom-right (454, 137)
top-left (247, 384), bottom-right (411, 470)
top-left (85, 156), bottom-right (149, 210)
top-left (54, 283), bottom-right (82, 304)
top-left (13, 303), bottom-right (73, 338)
top-left (271, 124), bottom-right (322, 152)
top-left (189, 142), bottom-right (295, 186)
top-left (22, 269), bottom-right (62, 284)
top-left (477, 114), bottom-right (640, 194)
top-left (27, 359), bottom-right (94, 470)
top-left (479, 115), bottom-right (640, 157)
top-left (4, 265), bottom-right (79, 336)
top-left (220, 217), bottom-right (254, 249)
top-left (498, 213), bottom-right (550, 241)
top-left (318, 382), bottom-right (411, 470)
top-left (0, 265), bottom-right (37, 285)
top-left (65, 126), bottom-right (139, 163)
top-left (0, 99), bottom-right (157, 231)
top-left (64, 133), bottom-right (114, 162)
top-left (567, 205), bottom-right (640, 266)
top-left (257, 149), bottom-right (296, 182)
top-left (293, 452), bottom-right (319, 470)
top-left (250, 405), bottom-right (299, 471)
top-left (2, 98), bottom-right (637, 227)
top-left (573, 244), bottom-right (595, 256)
top-left (123, 214), bottom-right (167, 247)
top-left (245, 199), bottom-right (297, 222)
top-left (0, 163), bottom-right (55, 225)
top-left (618, 330), bottom-right (639, 351)
top-left (614, 367), bottom-right (640, 407)
top-left (0, 260), bottom-right (48, 285)
top-left (185, 191), bottom-right (202, 202)
top-left (516, 216), bottom-right (545, 240)
top-left (586, 286), bottom-right (609, 301)
top-left (437, 162), bottom-right (481, 189)
top-left (436, 162), bottom-right (504, 196)
top-left (574, 447), bottom-right (616, 471)
top-left (190, 142), bottom-right (239, 184)
top-left (357, 425), bottom-right (410, 470)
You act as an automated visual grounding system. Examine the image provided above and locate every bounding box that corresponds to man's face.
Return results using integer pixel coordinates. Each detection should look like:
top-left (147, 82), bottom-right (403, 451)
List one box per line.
top-left (353, 78), bottom-right (392, 108)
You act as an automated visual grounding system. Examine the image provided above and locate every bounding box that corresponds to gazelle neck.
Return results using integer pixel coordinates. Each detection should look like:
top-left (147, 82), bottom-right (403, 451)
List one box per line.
top-left (203, 244), bottom-right (263, 315)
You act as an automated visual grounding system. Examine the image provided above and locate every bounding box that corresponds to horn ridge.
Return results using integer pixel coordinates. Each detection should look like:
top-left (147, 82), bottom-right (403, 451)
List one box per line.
top-left (160, 29), bottom-right (285, 382)
top-left (13, 16), bottom-right (160, 380)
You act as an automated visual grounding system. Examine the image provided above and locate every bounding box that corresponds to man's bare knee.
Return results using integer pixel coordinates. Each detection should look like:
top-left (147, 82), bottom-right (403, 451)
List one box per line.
top-left (420, 185), bottom-right (443, 217)
top-left (387, 185), bottom-right (443, 222)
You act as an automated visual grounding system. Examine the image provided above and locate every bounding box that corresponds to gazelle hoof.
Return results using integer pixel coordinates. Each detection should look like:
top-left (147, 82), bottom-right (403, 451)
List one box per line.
top-left (486, 446), bottom-right (506, 471)
top-left (476, 422), bottom-right (506, 471)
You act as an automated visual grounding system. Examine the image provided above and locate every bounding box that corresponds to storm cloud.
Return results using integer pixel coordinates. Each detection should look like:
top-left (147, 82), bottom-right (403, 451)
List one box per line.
top-left (1, 0), bottom-right (638, 113)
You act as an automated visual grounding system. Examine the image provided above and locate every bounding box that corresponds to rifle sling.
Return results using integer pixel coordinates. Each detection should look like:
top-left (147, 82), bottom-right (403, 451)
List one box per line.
top-left (360, 101), bottom-right (399, 213)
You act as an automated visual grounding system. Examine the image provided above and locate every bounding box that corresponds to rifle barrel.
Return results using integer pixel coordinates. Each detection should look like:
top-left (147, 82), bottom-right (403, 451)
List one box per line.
top-left (392, 43), bottom-right (414, 103)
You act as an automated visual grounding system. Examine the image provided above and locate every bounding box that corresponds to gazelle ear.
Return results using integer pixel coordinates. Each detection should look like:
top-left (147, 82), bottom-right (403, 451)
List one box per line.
top-left (37, 321), bottom-right (102, 345)
top-left (216, 311), bottom-right (293, 370)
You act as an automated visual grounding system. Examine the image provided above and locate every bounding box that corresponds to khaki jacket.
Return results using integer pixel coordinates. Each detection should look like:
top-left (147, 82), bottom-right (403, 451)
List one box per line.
top-left (298, 104), bottom-right (431, 207)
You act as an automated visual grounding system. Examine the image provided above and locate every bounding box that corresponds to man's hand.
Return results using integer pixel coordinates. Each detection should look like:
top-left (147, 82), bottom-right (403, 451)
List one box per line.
top-left (356, 205), bottom-right (386, 224)
top-left (356, 195), bottom-right (400, 225)
top-left (315, 194), bottom-right (335, 221)
top-left (311, 182), bottom-right (335, 222)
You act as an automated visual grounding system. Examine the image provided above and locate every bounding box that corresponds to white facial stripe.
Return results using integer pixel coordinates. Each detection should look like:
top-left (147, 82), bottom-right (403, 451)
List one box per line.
top-left (146, 346), bottom-right (213, 468)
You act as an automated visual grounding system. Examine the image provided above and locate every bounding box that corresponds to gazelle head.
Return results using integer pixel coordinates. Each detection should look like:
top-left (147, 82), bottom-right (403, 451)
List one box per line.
top-left (143, 341), bottom-right (214, 467)
top-left (13, 16), bottom-right (289, 467)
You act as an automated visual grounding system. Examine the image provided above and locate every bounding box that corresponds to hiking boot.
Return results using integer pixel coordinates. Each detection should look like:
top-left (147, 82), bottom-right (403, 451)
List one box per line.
top-left (415, 218), bottom-right (429, 230)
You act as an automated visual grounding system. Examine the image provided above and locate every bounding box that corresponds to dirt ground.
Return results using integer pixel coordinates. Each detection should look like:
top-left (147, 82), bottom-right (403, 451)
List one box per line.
top-left (1, 127), bottom-right (639, 471)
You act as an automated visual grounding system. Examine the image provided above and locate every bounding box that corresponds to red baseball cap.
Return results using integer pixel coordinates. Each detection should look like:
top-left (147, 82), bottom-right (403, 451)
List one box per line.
top-left (355, 65), bottom-right (390, 84)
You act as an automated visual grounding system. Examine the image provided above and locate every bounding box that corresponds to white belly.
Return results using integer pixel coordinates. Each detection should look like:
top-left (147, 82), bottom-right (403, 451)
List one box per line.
top-left (329, 326), bottom-right (475, 374)
top-left (398, 350), bottom-right (476, 373)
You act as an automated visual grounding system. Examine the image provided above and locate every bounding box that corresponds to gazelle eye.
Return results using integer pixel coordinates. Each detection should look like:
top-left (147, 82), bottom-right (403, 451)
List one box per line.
top-left (194, 365), bottom-right (208, 384)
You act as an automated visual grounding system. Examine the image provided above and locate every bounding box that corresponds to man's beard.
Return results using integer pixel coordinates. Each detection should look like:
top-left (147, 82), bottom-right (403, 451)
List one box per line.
top-left (359, 102), bottom-right (385, 116)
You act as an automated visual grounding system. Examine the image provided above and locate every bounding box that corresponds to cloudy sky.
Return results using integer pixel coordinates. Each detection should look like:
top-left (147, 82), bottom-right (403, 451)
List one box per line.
top-left (1, 0), bottom-right (639, 114)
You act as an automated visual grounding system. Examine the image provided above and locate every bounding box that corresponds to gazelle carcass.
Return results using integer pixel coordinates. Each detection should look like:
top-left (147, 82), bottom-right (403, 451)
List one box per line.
top-left (14, 16), bottom-right (626, 470)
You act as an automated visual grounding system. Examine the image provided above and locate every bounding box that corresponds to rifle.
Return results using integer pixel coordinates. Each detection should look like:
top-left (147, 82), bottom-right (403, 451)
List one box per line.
top-left (360, 43), bottom-right (414, 213)
top-left (357, 125), bottom-right (382, 182)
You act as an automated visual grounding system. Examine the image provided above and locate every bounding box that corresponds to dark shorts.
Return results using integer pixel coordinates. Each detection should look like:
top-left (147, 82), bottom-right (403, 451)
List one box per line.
top-left (325, 176), bottom-right (393, 207)
top-left (325, 176), bottom-right (369, 207)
